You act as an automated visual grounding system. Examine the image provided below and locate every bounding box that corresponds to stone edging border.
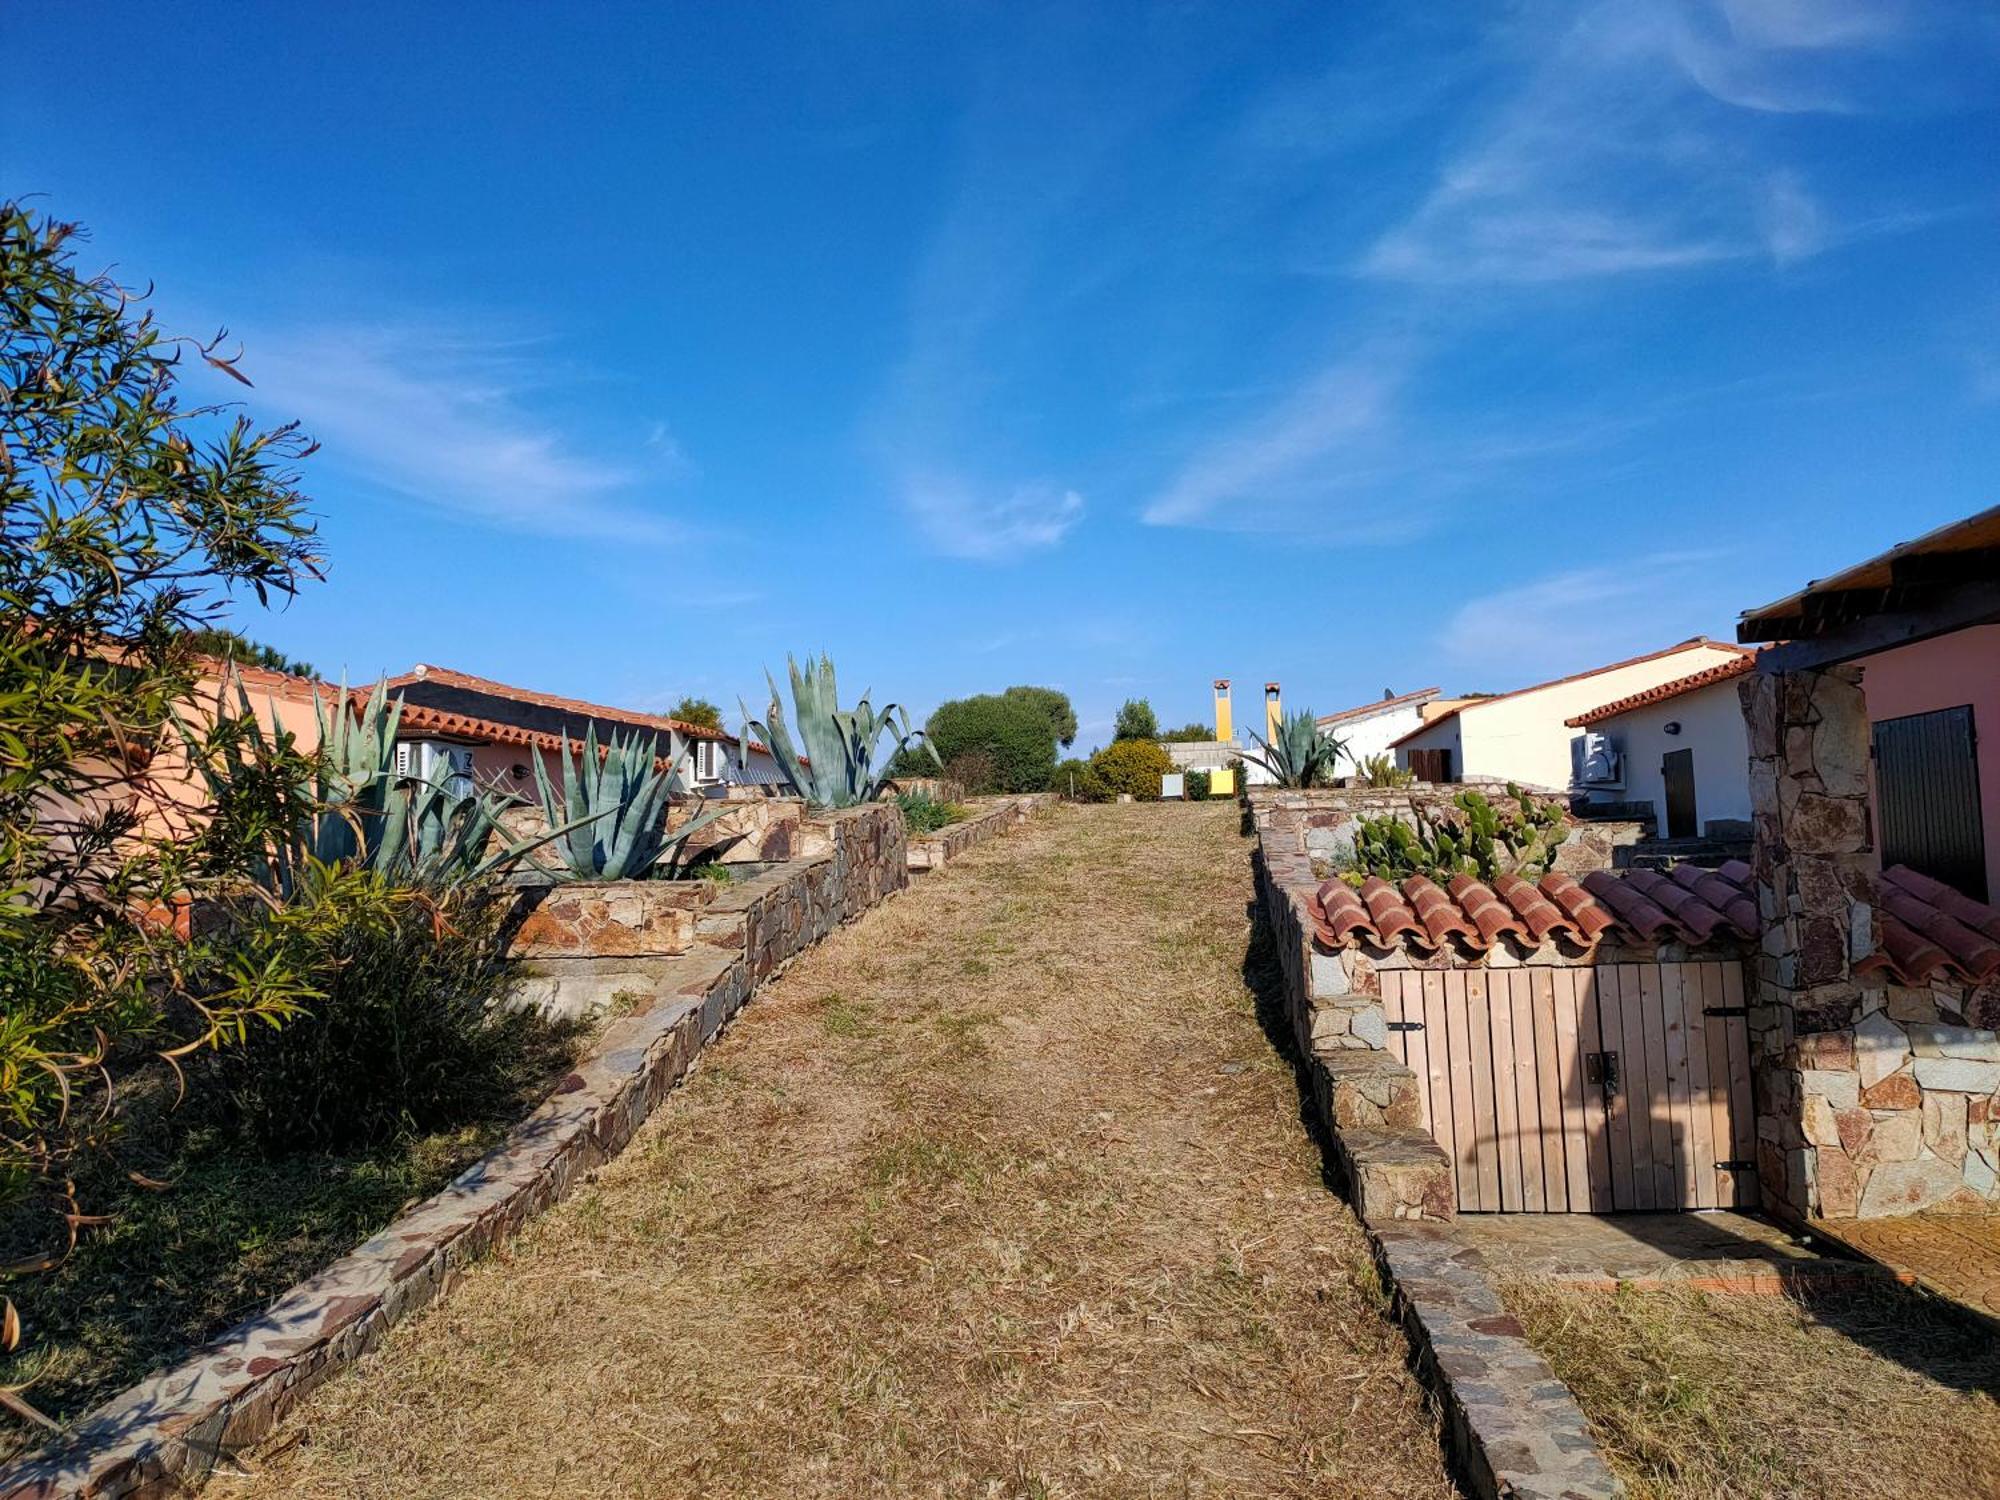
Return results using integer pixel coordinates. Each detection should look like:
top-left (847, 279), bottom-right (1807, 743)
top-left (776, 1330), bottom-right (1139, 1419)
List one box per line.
top-left (905, 793), bottom-right (1056, 872)
top-left (1249, 840), bottom-right (1626, 1500)
top-left (1, 949), bottom-right (748, 1500)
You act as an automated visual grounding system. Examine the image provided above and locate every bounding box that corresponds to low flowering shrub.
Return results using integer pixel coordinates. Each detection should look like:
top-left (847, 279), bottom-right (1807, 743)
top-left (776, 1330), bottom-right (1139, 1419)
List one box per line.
top-left (1090, 739), bottom-right (1175, 800)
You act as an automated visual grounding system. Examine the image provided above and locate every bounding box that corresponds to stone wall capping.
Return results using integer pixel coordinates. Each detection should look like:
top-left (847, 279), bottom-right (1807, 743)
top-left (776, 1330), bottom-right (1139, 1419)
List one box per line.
top-left (905, 793), bottom-right (1056, 872)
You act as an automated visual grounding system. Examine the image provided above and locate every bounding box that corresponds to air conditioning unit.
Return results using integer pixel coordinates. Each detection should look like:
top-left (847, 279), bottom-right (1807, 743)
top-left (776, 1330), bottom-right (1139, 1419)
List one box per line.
top-left (396, 739), bottom-right (477, 799)
top-left (692, 739), bottom-right (726, 784)
top-left (1571, 731), bottom-right (1622, 790)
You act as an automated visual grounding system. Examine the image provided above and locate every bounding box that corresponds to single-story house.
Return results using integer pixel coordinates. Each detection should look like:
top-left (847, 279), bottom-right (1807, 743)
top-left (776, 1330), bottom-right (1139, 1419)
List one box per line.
top-left (380, 664), bottom-right (788, 796)
top-left (1389, 637), bottom-right (1753, 789)
top-left (1565, 653), bottom-right (1759, 841)
top-left (1315, 686), bottom-right (1442, 768)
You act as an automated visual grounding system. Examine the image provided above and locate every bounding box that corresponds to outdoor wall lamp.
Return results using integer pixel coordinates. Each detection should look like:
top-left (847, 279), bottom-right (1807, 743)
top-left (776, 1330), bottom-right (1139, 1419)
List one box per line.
top-left (1663, 721), bottom-right (1682, 736)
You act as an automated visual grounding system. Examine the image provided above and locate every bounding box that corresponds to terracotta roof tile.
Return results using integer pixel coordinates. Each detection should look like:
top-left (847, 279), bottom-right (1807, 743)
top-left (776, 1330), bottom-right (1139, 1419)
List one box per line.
top-left (1309, 861), bottom-right (1758, 958)
top-left (1565, 653), bottom-right (1759, 727)
top-left (1309, 855), bottom-right (2000, 990)
top-left (1316, 686), bottom-right (1442, 728)
top-left (382, 663), bottom-right (730, 740)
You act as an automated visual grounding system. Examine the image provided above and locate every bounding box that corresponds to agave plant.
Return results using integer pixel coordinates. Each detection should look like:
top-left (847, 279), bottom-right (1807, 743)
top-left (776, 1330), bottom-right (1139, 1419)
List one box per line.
top-left (531, 725), bottom-right (729, 880)
top-left (739, 654), bottom-right (936, 808)
top-left (184, 674), bottom-right (567, 895)
top-left (1245, 708), bottom-right (1348, 789)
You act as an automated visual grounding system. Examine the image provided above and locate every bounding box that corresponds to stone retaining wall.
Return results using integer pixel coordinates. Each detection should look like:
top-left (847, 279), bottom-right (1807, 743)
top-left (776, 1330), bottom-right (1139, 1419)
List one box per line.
top-left (1250, 794), bottom-right (1452, 1222)
top-left (905, 793), bottom-right (1055, 872)
top-left (1741, 666), bottom-right (2000, 1221)
top-left (1254, 785), bottom-right (1644, 878)
top-left (1249, 790), bottom-right (1623, 1499)
top-left (0, 804), bottom-right (912, 1500)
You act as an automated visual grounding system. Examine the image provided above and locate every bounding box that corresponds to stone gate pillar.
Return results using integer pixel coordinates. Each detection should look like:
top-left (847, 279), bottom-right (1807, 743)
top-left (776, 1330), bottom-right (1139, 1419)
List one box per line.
top-left (1741, 663), bottom-right (1879, 1216)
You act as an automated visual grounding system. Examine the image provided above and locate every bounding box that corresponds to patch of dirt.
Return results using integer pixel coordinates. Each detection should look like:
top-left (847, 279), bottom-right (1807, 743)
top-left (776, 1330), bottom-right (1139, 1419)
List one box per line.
top-left (1504, 1277), bottom-right (2000, 1500)
top-left (219, 803), bottom-right (1454, 1499)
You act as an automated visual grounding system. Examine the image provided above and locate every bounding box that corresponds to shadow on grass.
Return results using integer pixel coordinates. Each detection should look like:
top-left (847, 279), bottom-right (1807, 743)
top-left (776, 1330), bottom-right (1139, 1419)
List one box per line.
top-left (1239, 881), bottom-right (1347, 1205)
top-left (0, 1105), bottom-right (507, 1461)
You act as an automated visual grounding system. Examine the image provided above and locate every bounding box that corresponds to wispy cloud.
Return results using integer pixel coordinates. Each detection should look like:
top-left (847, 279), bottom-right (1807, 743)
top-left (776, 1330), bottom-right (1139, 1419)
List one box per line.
top-left (1359, 0), bottom-right (1916, 287)
top-left (232, 323), bottom-right (690, 544)
top-left (905, 477), bottom-right (1084, 562)
top-left (1437, 552), bottom-right (1736, 683)
top-left (1140, 347), bottom-right (1409, 529)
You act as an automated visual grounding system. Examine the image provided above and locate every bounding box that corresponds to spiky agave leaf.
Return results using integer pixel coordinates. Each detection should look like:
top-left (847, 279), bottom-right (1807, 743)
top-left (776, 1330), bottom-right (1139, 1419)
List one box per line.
top-left (531, 725), bottom-right (734, 880)
top-left (740, 653), bottom-right (933, 808)
top-left (1245, 708), bottom-right (1348, 789)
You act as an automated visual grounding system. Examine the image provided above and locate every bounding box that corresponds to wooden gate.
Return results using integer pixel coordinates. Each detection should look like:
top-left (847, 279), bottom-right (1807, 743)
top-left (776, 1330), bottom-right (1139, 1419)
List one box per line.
top-left (1379, 962), bottom-right (1756, 1213)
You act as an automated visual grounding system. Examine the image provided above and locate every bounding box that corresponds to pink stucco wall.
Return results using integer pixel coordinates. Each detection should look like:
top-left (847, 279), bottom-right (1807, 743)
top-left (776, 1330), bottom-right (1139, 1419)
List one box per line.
top-left (1860, 625), bottom-right (2000, 899)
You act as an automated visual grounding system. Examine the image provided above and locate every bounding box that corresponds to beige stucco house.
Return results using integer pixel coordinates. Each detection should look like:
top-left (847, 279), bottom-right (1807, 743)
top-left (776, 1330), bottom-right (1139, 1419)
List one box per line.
top-left (1389, 638), bottom-right (1754, 790)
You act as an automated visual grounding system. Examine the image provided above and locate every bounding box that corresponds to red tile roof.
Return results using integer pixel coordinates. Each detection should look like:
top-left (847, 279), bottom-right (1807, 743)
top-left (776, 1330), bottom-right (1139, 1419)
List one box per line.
top-left (1385, 638), bottom-right (1755, 751)
top-left (1316, 686), bottom-right (1441, 728)
top-left (1859, 866), bottom-right (2000, 988)
top-left (382, 663), bottom-right (730, 741)
top-left (1312, 857), bottom-right (2000, 989)
top-left (1565, 654), bottom-right (1759, 727)
top-left (1309, 860), bottom-right (1760, 957)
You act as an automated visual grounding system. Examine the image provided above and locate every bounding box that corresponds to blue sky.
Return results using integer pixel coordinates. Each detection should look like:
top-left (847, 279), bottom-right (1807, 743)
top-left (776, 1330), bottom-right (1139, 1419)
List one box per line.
top-left (7, 1), bottom-right (1997, 750)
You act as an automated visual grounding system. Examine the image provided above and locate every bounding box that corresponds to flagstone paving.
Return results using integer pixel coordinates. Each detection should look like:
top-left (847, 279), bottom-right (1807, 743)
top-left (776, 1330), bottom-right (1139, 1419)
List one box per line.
top-left (1817, 1214), bottom-right (2000, 1324)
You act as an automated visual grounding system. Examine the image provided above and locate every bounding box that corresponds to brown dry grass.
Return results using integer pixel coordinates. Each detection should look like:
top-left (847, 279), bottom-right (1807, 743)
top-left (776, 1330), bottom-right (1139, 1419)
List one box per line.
top-left (216, 801), bottom-right (1454, 1500)
top-left (1505, 1277), bottom-right (2000, 1500)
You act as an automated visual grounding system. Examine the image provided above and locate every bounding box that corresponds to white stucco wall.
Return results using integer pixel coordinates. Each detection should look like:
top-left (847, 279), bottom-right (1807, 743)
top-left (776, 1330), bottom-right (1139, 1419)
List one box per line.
top-left (1579, 679), bottom-right (1752, 833)
top-left (1324, 701), bottom-right (1430, 770)
top-left (1395, 643), bottom-right (1748, 789)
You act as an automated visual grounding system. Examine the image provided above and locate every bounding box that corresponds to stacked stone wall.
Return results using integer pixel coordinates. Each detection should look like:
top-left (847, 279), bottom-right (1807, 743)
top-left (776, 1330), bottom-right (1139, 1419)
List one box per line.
top-left (1741, 664), bottom-right (2000, 1219)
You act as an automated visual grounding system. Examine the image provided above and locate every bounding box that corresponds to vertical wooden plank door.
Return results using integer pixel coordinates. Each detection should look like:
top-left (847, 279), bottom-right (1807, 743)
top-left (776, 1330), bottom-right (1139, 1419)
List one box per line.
top-left (1351, 962), bottom-right (1756, 1213)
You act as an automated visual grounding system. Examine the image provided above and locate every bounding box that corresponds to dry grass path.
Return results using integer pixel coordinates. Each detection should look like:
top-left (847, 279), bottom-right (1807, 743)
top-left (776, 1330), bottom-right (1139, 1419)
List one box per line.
top-left (220, 802), bottom-right (1454, 1499)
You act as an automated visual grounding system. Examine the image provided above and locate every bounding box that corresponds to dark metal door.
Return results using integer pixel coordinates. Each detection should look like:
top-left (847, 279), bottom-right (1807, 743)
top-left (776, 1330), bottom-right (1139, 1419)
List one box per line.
top-left (1661, 749), bottom-right (1697, 839)
top-left (1873, 705), bottom-right (1987, 900)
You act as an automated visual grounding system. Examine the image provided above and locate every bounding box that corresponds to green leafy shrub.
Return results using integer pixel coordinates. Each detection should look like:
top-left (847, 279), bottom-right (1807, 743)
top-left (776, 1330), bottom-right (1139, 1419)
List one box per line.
top-left (1, 201), bottom-right (321, 1236)
top-left (1090, 738), bottom-right (1175, 799)
top-left (665, 695), bottom-right (723, 730)
top-left (1185, 769), bottom-right (1212, 801)
top-left (1160, 722), bottom-right (1214, 743)
top-left (198, 872), bottom-right (577, 1153)
top-left (896, 790), bottom-right (969, 835)
top-left (916, 692), bottom-right (1058, 793)
top-left (1051, 758), bottom-right (1108, 801)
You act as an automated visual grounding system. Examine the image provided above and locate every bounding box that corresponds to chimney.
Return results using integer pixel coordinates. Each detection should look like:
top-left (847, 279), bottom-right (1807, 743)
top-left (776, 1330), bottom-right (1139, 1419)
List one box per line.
top-left (1265, 681), bottom-right (1282, 742)
top-left (1212, 678), bottom-right (1232, 742)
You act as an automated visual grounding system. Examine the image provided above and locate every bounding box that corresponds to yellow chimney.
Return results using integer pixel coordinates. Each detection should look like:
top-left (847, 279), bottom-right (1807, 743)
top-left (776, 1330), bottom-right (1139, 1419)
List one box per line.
top-left (1212, 678), bottom-right (1232, 742)
top-left (1265, 681), bottom-right (1282, 742)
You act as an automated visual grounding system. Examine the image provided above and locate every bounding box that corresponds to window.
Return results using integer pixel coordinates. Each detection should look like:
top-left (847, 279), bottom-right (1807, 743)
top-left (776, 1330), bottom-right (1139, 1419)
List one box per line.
top-left (1873, 704), bottom-right (1986, 900)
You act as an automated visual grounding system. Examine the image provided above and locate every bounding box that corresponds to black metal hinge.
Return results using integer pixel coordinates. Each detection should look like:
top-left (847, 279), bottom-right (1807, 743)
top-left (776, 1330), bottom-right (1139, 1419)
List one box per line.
top-left (1386, 1020), bottom-right (1424, 1032)
top-left (1717, 1159), bottom-right (1756, 1172)
top-left (1703, 1006), bottom-right (1748, 1018)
